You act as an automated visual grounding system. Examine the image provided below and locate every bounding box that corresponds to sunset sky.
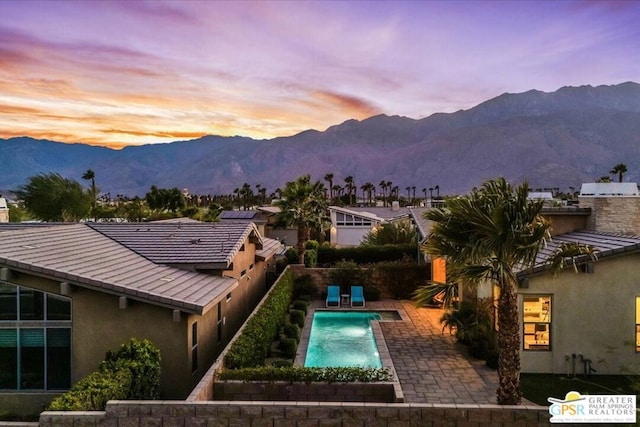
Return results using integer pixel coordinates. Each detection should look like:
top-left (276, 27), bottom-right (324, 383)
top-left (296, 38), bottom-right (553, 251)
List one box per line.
top-left (1, 0), bottom-right (639, 149)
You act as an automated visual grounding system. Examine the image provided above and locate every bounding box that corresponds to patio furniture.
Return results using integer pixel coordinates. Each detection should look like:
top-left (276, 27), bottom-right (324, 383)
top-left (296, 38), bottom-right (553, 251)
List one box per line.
top-left (341, 293), bottom-right (350, 305)
top-left (351, 285), bottom-right (365, 307)
top-left (326, 285), bottom-right (340, 307)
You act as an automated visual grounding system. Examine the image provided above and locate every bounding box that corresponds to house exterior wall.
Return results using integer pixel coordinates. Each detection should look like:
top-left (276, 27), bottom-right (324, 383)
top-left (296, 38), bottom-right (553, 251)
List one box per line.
top-left (579, 196), bottom-right (640, 235)
top-left (331, 225), bottom-right (375, 247)
top-left (520, 253), bottom-right (640, 375)
top-left (545, 214), bottom-right (588, 236)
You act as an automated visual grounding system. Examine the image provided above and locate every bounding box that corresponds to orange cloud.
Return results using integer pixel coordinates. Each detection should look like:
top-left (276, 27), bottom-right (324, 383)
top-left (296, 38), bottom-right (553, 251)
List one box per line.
top-left (101, 129), bottom-right (207, 139)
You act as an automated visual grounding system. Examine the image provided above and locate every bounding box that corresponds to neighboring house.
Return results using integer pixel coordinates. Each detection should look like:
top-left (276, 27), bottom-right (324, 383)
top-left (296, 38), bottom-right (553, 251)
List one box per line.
top-left (0, 222), bottom-right (282, 416)
top-left (218, 210), bottom-right (268, 237)
top-left (416, 182), bottom-right (640, 375)
top-left (329, 204), bottom-right (411, 247)
top-left (0, 196), bottom-right (8, 223)
top-left (255, 206), bottom-right (299, 248)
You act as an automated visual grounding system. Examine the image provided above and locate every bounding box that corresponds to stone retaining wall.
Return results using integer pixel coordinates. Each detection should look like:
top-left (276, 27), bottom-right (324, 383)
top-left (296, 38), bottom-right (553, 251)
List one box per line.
top-left (39, 401), bottom-right (551, 426)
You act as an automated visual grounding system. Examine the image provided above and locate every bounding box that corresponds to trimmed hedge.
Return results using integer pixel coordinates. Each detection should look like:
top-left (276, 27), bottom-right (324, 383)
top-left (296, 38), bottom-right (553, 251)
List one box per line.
top-left (217, 366), bottom-right (393, 383)
top-left (289, 309), bottom-right (305, 328)
top-left (224, 269), bottom-right (295, 369)
top-left (317, 243), bottom-right (419, 266)
top-left (48, 338), bottom-right (161, 411)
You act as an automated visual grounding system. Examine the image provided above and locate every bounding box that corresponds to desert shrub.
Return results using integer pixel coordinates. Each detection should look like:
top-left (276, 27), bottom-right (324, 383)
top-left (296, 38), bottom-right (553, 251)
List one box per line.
top-left (285, 247), bottom-right (298, 264)
top-left (289, 309), bottom-right (305, 328)
top-left (101, 338), bottom-right (161, 399)
top-left (305, 240), bottom-right (320, 250)
top-left (48, 369), bottom-right (133, 411)
top-left (304, 248), bottom-right (318, 267)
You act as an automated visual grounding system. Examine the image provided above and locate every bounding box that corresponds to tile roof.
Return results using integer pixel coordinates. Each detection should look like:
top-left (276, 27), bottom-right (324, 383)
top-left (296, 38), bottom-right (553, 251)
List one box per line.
top-left (329, 205), bottom-right (411, 222)
top-left (0, 224), bottom-right (237, 314)
top-left (522, 230), bottom-right (640, 275)
top-left (89, 222), bottom-right (262, 267)
top-left (408, 207), bottom-right (432, 241)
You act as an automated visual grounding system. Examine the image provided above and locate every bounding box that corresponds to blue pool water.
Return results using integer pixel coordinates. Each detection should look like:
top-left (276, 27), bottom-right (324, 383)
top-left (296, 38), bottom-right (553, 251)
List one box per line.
top-left (304, 311), bottom-right (382, 368)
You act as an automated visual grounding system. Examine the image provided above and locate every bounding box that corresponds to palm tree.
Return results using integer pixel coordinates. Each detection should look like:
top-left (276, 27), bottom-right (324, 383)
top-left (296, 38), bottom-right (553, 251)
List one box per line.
top-left (344, 176), bottom-right (355, 205)
top-left (419, 178), bottom-right (567, 405)
top-left (610, 163), bottom-right (628, 183)
top-left (82, 169), bottom-right (97, 212)
top-left (324, 173), bottom-right (334, 202)
top-left (379, 180), bottom-right (388, 207)
top-left (434, 185), bottom-right (440, 198)
top-left (361, 182), bottom-right (374, 206)
top-left (274, 175), bottom-right (328, 264)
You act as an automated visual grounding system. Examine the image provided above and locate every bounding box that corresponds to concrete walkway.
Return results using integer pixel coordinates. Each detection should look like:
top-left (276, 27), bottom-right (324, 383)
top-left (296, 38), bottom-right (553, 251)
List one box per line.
top-left (366, 300), bottom-right (499, 404)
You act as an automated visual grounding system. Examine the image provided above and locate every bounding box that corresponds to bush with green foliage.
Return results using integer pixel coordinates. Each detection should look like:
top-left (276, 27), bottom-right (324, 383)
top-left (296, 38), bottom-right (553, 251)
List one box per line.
top-left (304, 248), bottom-right (318, 267)
top-left (224, 269), bottom-right (294, 369)
top-left (375, 262), bottom-right (428, 299)
top-left (361, 222), bottom-right (418, 246)
top-left (279, 337), bottom-right (298, 358)
top-left (291, 300), bottom-right (308, 315)
top-left (318, 244), bottom-right (419, 266)
top-left (289, 309), bottom-right (305, 328)
top-left (218, 366), bottom-right (393, 383)
top-left (48, 338), bottom-right (161, 411)
top-left (285, 247), bottom-right (299, 264)
top-left (283, 323), bottom-right (301, 342)
top-left (441, 298), bottom-right (497, 367)
top-left (293, 274), bottom-right (318, 300)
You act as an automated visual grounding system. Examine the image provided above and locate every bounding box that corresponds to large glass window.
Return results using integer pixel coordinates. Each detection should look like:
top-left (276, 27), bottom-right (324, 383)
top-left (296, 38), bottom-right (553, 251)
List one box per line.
top-left (335, 212), bottom-right (372, 226)
top-left (523, 295), bottom-right (551, 351)
top-left (0, 282), bottom-right (71, 390)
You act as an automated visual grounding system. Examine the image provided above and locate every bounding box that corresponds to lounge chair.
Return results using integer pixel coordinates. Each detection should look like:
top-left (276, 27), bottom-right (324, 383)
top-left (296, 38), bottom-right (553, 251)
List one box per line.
top-left (351, 285), bottom-right (365, 308)
top-left (326, 285), bottom-right (340, 307)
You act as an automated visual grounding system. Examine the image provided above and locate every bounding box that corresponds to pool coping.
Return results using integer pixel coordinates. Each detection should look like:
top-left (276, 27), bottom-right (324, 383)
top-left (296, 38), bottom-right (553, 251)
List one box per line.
top-left (294, 302), bottom-right (405, 402)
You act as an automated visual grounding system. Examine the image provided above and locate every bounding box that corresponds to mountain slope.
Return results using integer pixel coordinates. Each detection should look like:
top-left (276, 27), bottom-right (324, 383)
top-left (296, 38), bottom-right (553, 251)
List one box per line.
top-left (1, 82), bottom-right (639, 197)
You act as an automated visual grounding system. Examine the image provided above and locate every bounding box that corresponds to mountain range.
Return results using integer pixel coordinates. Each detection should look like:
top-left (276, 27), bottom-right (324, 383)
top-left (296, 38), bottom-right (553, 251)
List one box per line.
top-left (2, 82), bottom-right (640, 198)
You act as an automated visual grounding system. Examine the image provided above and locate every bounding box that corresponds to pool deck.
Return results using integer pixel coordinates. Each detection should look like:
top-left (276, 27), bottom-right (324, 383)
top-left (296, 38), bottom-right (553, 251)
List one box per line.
top-left (302, 299), bottom-right (500, 405)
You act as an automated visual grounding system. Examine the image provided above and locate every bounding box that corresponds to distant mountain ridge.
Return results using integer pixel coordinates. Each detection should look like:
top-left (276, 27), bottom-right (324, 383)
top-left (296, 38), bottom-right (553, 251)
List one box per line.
top-left (2, 82), bottom-right (639, 197)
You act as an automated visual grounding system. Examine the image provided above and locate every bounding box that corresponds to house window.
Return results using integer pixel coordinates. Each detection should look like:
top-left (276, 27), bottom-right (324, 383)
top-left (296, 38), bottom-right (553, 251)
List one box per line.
top-left (523, 295), bottom-right (551, 351)
top-left (191, 322), bottom-right (198, 373)
top-left (0, 282), bottom-right (72, 390)
top-left (240, 269), bottom-right (247, 278)
top-left (335, 212), bottom-right (372, 227)
top-left (249, 263), bottom-right (254, 270)
top-left (226, 292), bottom-right (232, 302)
top-left (217, 302), bottom-right (223, 344)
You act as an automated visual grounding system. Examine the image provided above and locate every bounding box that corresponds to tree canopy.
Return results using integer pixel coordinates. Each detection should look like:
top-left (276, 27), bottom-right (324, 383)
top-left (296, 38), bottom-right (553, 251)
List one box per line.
top-left (15, 173), bottom-right (92, 221)
top-left (421, 178), bottom-right (550, 405)
top-left (274, 175), bottom-right (328, 264)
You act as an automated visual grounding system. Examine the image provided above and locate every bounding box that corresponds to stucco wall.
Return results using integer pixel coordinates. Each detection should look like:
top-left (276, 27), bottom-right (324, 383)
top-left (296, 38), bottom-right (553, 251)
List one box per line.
top-left (521, 253), bottom-right (640, 375)
top-left (580, 196), bottom-right (640, 235)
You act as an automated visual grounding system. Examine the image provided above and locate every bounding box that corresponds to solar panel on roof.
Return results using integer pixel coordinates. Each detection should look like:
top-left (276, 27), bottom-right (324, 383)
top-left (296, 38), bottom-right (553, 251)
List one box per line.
top-left (220, 211), bottom-right (257, 219)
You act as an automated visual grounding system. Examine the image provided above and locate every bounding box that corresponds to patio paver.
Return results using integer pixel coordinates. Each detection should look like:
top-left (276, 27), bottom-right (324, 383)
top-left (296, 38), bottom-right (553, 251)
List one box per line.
top-left (365, 300), bottom-right (499, 404)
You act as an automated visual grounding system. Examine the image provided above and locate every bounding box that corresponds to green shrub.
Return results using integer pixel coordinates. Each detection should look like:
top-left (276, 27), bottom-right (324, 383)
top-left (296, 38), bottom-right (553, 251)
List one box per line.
top-left (304, 248), bottom-right (318, 268)
top-left (102, 338), bottom-right (161, 399)
top-left (285, 247), bottom-right (298, 264)
top-left (224, 269), bottom-right (295, 369)
top-left (218, 366), bottom-right (393, 383)
top-left (289, 309), bottom-right (305, 328)
top-left (283, 323), bottom-right (301, 342)
top-left (47, 338), bottom-right (161, 411)
top-left (271, 360), bottom-right (293, 368)
top-left (328, 260), bottom-right (369, 294)
top-left (48, 369), bottom-right (133, 411)
top-left (279, 337), bottom-right (297, 358)
top-left (291, 299), bottom-right (308, 315)
top-left (305, 240), bottom-right (320, 250)
top-left (293, 274), bottom-right (318, 299)
top-left (318, 244), bottom-right (419, 266)
top-left (375, 262), bottom-right (428, 299)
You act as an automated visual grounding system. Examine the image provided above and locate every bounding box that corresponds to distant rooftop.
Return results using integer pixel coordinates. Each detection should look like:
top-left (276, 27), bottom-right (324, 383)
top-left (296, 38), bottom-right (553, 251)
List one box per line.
top-left (580, 182), bottom-right (639, 197)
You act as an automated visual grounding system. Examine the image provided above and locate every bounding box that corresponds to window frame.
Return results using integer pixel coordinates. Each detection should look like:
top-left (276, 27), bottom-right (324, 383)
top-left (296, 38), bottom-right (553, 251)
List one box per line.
top-left (522, 295), bottom-right (552, 352)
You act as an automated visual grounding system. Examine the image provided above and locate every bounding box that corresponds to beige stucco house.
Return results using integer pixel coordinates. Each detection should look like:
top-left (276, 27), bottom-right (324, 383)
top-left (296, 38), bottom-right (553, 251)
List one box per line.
top-left (0, 221), bottom-right (282, 417)
top-left (329, 204), bottom-right (412, 247)
top-left (417, 182), bottom-right (640, 376)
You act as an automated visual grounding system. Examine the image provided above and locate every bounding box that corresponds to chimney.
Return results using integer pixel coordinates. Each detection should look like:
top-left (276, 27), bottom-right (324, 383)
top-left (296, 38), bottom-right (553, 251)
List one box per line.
top-left (391, 201), bottom-right (400, 211)
top-left (579, 182), bottom-right (640, 235)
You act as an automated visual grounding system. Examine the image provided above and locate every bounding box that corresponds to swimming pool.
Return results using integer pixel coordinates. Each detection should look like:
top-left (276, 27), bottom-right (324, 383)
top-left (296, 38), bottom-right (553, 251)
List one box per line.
top-left (304, 311), bottom-right (383, 368)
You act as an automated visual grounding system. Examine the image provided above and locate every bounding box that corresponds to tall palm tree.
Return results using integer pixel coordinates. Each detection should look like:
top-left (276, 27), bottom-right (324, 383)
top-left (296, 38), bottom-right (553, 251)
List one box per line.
top-left (82, 169), bottom-right (97, 212)
top-left (610, 163), bottom-right (628, 183)
top-left (420, 178), bottom-right (559, 405)
top-left (275, 175), bottom-right (328, 264)
top-left (379, 180), bottom-right (388, 207)
top-left (324, 173), bottom-right (334, 202)
top-left (344, 176), bottom-right (355, 205)
top-left (361, 182), bottom-right (374, 206)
